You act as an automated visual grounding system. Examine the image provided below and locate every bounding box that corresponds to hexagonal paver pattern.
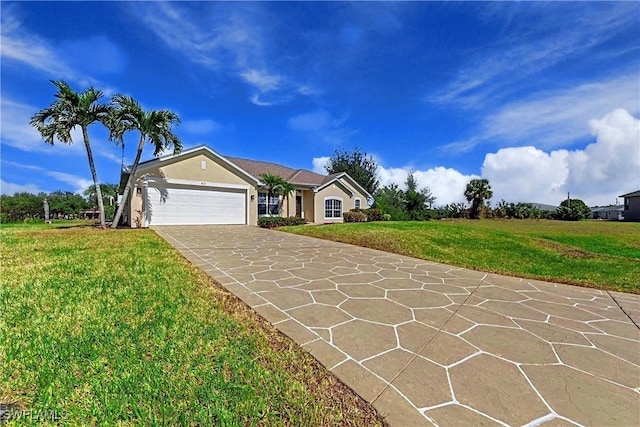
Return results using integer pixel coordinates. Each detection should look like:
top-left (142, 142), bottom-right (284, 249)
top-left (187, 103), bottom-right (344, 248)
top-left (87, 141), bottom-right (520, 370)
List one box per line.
top-left (155, 225), bottom-right (640, 427)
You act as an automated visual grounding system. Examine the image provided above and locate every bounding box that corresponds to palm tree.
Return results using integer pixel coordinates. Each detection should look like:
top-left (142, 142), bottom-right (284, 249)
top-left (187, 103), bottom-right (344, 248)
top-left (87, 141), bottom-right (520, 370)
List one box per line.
top-left (259, 173), bottom-right (285, 216)
top-left (30, 80), bottom-right (112, 228)
top-left (108, 95), bottom-right (182, 228)
top-left (279, 181), bottom-right (296, 216)
top-left (464, 178), bottom-right (493, 219)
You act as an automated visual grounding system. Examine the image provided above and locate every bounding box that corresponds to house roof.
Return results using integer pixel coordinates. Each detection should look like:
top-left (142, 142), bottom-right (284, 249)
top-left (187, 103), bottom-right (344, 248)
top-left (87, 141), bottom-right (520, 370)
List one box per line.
top-left (619, 190), bottom-right (640, 198)
top-left (225, 156), bottom-right (326, 187)
top-left (591, 205), bottom-right (624, 213)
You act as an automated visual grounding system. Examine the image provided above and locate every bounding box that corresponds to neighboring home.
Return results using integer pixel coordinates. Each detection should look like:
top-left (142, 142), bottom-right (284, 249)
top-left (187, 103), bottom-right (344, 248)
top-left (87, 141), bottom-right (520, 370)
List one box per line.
top-left (118, 145), bottom-right (371, 227)
top-left (619, 190), bottom-right (640, 221)
top-left (591, 205), bottom-right (624, 220)
top-left (529, 203), bottom-right (558, 213)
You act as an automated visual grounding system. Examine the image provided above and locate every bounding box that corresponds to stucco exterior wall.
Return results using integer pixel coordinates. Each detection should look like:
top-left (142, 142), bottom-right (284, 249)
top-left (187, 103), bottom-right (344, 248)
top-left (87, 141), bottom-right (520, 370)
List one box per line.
top-left (303, 190), bottom-right (315, 222)
top-left (313, 178), bottom-right (369, 223)
top-left (145, 154), bottom-right (250, 186)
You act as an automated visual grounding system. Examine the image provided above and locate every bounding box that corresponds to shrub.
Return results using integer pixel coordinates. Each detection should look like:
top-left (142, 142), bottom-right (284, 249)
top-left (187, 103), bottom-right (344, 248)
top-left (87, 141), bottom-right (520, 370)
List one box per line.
top-left (362, 208), bottom-right (385, 222)
top-left (258, 216), bottom-right (305, 229)
top-left (344, 211), bottom-right (367, 222)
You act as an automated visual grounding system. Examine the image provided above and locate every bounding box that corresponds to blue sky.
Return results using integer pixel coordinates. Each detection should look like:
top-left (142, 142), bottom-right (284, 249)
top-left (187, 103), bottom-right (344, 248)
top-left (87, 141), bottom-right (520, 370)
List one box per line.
top-left (2, 1), bottom-right (639, 206)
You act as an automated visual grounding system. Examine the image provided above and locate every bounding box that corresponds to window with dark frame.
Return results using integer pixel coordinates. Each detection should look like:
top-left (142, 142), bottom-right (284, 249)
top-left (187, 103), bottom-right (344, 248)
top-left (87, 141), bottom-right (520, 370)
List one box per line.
top-left (258, 192), bottom-right (279, 215)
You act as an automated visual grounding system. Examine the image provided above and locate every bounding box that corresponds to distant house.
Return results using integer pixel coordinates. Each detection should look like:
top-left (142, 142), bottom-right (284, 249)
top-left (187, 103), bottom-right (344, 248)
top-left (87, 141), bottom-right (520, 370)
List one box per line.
top-left (529, 203), bottom-right (558, 213)
top-left (591, 205), bottom-right (624, 220)
top-left (619, 190), bottom-right (640, 221)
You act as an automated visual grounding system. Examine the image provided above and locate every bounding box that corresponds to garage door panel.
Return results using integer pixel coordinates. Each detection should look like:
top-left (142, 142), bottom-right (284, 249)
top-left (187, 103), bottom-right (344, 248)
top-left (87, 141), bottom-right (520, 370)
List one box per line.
top-left (147, 185), bottom-right (246, 225)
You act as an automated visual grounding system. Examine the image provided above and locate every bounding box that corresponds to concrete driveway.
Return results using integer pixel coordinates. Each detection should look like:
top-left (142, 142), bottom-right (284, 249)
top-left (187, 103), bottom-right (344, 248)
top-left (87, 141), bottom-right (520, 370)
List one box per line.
top-left (154, 225), bottom-right (640, 426)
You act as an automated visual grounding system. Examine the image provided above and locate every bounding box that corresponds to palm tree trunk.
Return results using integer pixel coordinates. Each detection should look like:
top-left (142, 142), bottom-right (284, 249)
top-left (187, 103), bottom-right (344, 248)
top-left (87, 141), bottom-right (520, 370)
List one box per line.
top-left (82, 126), bottom-right (106, 228)
top-left (111, 134), bottom-right (145, 228)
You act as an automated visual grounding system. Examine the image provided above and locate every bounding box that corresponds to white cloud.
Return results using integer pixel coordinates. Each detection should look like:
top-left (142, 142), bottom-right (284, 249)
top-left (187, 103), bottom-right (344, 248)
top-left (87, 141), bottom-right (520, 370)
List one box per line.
top-left (45, 172), bottom-right (93, 194)
top-left (0, 180), bottom-right (45, 195)
top-left (314, 108), bottom-right (639, 207)
top-left (312, 156), bottom-right (475, 205)
top-left (135, 2), bottom-right (313, 107)
top-left (182, 119), bottom-right (221, 135)
top-left (482, 108), bottom-right (640, 206)
top-left (377, 165), bottom-right (476, 206)
top-left (1, 8), bottom-right (123, 88)
top-left (240, 69), bottom-right (283, 92)
top-left (0, 10), bottom-right (73, 78)
top-left (430, 4), bottom-right (638, 109)
top-left (1, 97), bottom-right (122, 165)
top-left (442, 73), bottom-right (639, 153)
top-left (1, 161), bottom-right (94, 194)
top-left (312, 156), bottom-right (330, 174)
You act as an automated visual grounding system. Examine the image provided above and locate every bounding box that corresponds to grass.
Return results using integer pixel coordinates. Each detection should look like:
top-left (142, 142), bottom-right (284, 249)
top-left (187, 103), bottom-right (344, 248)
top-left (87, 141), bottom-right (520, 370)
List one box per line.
top-left (282, 219), bottom-right (640, 293)
top-left (0, 223), bottom-right (385, 426)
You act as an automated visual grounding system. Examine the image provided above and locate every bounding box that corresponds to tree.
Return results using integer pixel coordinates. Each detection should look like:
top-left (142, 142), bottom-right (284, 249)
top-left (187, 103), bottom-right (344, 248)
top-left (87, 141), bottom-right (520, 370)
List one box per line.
top-left (108, 95), bottom-right (182, 228)
top-left (260, 173), bottom-right (285, 216)
top-left (404, 172), bottom-right (435, 220)
top-left (464, 178), bottom-right (493, 219)
top-left (555, 198), bottom-right (591, 221)
top-left (325, 147), bottom-right (379, 195)
top-left (30, 80), bottom-right (112, 228)
top-left (84, 183), bottom-right (119, 221)
top-left (0, 192), bottom-right (44, 222)
top-left (279, 180), bottom-right (296, 217)
top-left (47, 191), bottom-right (87, 218)
top-left (374, 184), bottom-right (408, 220)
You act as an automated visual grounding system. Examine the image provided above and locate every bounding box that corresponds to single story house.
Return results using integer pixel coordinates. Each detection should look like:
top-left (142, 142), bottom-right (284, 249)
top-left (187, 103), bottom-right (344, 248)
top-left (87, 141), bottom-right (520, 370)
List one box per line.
top-left (118, 145), bottom-right (371, 227)
top-left (590, 205), bottom-right (624, 220)
top-left (619, 190), bottom-right (640, 221)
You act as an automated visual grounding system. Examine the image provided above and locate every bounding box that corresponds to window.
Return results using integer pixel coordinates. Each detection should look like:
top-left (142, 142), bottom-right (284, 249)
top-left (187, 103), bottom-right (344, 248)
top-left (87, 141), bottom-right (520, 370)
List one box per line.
top-left (258, 192), bottom-right (279, 215)
top-left (324, 198), bottom-right (342, 219)
top-left (354, 198), bottom-right (361, 210)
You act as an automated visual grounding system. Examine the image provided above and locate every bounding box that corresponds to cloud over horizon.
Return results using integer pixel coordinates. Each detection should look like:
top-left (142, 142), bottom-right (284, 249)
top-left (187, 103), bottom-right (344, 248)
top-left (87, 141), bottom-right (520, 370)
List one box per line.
top-left (314, 108), bottom-right (639, 207)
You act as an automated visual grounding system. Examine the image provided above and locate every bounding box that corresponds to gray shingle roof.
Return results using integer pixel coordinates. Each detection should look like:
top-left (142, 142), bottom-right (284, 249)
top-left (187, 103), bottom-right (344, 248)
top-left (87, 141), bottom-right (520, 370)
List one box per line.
top-left (225, 156), bottom-right (328, 186)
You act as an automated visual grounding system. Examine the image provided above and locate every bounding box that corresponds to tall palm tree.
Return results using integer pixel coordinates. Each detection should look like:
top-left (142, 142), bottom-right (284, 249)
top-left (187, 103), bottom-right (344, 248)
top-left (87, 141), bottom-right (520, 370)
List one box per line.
top-left (464, 178), bottom-right (493, 219)
top-left (279, 181), bottom-right (296, 217)
top-left (259, 173), bottom-right (285, 216)
top-left (109, 95), bottom-right (182, 228)
top-left (30, 80), bottom-right (112, 228)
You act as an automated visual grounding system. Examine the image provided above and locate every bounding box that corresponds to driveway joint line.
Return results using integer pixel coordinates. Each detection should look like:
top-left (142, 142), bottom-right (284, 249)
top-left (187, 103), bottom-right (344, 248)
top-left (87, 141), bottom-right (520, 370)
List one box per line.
top-left (371, 273), bottom-right (487, 406)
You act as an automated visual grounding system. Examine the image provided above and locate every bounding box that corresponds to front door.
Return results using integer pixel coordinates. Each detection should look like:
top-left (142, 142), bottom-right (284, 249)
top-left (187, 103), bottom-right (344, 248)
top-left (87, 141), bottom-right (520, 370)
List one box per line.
top-left (296, 195), bottom-right (302, 217)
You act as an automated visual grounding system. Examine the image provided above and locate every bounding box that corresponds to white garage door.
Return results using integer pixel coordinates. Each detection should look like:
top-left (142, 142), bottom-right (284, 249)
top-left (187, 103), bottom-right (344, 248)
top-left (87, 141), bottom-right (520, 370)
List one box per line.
top-left (147, 184), bottom-right (246, 225)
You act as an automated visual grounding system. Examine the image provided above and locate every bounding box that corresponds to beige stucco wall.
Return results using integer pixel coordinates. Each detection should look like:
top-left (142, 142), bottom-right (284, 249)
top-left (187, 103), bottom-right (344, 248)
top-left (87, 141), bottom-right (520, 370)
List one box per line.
top-left (146, 154), bottom-right (250, 186)
top-left (127, 153), bottom-right (258, 227)
top-left (313, 178), bottom-right (369, 223)
top-left (302, 190), bottom-right (315, 222)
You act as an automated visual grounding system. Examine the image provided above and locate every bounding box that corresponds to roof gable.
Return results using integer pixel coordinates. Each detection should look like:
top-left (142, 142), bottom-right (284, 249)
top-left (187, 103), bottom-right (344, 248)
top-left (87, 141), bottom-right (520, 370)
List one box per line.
top-left (133, 145), bottom-right (260, 184)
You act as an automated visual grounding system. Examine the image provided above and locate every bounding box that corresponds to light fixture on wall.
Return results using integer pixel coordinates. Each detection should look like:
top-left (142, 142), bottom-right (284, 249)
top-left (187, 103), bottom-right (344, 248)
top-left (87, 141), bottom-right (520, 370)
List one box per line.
top-left (250, 194), bottom-right (255, 201)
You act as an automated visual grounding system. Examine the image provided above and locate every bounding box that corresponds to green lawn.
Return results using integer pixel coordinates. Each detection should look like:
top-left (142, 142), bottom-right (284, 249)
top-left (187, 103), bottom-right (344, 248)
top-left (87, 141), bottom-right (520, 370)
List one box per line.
top-left (0, 224), bottom-right (384, 426)
top-left (282, 220), bottom-right (640, 293)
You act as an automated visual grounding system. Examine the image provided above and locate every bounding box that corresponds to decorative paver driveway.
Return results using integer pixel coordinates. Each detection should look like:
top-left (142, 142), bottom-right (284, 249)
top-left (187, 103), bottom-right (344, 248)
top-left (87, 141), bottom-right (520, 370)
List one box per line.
top-left (154, 225), bottom-right (640, 426)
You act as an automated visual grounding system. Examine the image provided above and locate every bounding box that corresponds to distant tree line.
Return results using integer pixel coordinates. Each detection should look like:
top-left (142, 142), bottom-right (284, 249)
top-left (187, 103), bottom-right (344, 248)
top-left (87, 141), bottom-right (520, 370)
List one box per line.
top-left (0, 184), bottom-right (118, 223)
top-left (326, 148), bottom-right (592, 222)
